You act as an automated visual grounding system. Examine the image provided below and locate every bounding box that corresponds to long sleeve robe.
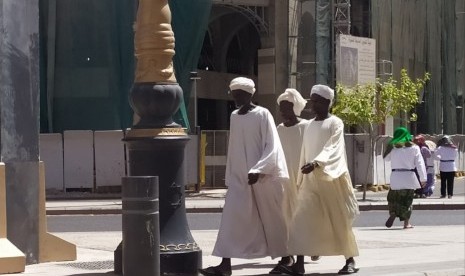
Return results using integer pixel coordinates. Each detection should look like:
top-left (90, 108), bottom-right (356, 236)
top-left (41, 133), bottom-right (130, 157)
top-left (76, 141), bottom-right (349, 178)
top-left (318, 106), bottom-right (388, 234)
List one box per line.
top-left (277, 119), bottom-right (308, 226)
top-left (289, 115), bottom-right (359, 258)
top-left (212, 106), bottom-right (289, 259)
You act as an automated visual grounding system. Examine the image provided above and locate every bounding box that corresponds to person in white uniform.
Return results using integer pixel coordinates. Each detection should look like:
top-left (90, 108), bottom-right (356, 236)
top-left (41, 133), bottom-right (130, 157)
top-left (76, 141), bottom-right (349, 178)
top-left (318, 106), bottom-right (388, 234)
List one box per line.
top-left (383, 127), bottom-right (427, 229)
top-left (285, 85), bottom-right (360, 276)
top-left (434, 135), bottom-right (458, 198)
top-left (199, 77), bottom-right (290, 276)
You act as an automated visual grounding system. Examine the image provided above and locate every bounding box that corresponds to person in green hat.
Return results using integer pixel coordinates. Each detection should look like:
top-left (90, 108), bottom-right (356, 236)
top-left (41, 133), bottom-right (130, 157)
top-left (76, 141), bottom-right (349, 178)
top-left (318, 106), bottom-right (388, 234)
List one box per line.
top-left (383, 127), bottom-right (427, 229)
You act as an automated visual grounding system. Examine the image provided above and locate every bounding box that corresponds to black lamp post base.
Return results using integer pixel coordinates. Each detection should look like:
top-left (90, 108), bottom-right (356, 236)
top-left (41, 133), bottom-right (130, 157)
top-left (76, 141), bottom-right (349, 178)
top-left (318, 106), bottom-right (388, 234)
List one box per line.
top-left (161, 250), bottom-right (202, 275)
top-left (123, 129), bottom-right (202, 275)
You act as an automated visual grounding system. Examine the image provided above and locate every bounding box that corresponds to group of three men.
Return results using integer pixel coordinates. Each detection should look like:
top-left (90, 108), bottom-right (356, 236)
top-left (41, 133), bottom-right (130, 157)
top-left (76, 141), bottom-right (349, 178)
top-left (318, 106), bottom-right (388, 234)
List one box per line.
top-left (199, 77), bottom-right (360, 276)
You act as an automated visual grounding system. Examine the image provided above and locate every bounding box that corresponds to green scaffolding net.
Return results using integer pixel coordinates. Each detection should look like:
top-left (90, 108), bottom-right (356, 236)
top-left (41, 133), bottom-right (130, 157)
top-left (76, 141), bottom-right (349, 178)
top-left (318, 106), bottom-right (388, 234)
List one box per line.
top-left (371, 0), bottom-right (465, 134)
top-left (39, 0), bottom-right (212, 133)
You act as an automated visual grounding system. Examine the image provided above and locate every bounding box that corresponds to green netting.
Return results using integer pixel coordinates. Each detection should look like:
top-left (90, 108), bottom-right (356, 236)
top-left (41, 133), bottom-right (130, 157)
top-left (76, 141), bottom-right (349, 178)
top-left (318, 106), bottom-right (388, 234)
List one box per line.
top-left (39, 0), bottom-right (135, 132)
top-left (39, 0), bottom-right (212, 132)
top-left (315, 0), bottom-right (331, 85)
top-left (170, 0), bottom-right (213, 130)
top-left (371, 0), bottom-right (464, 134)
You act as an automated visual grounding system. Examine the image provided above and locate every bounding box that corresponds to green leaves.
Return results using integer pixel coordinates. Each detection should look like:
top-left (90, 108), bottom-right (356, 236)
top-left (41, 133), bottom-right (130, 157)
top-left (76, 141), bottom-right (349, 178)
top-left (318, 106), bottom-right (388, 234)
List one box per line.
top-left (332, 69), bottom-right (430, 131)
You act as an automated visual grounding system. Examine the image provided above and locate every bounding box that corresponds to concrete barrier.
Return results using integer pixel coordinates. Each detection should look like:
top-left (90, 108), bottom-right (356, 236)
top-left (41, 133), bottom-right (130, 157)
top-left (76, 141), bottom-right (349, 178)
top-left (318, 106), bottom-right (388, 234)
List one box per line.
top-left (94, 130), bottom-right (126, 191)
top-left (39, 133), bottom-right (64, 191)
top-left (38, 161), bottom-right (77, 262)
top-left (63, 130), bottom-right (94, 191)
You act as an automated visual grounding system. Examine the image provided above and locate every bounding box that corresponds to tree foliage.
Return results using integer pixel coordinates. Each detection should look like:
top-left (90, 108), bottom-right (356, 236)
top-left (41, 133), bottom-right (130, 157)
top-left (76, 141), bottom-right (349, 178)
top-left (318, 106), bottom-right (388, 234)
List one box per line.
top-left (332, 69), bottom-right (430, 131)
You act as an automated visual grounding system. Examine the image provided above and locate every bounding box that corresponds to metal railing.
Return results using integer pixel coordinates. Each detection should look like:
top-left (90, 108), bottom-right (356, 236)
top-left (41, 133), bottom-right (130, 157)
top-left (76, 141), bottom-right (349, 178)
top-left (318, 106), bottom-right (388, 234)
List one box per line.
top-left (198, 131), bottom-right (465, 190)
top-left (200, 130), bottom-right (230, 188)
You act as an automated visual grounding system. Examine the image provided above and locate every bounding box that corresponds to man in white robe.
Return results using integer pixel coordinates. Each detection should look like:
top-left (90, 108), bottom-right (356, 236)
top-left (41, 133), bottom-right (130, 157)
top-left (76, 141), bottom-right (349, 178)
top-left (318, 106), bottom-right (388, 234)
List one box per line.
top-left (270, 88), bottom-right (320, 274)
top-left (286, 85), bottom-right (360, 275)
top-left (269, 88), bottom-right (309, 274)
top-left (199, 77), bottom-right (289, 276)
top-left (276, 89), bottom-right (308, 222)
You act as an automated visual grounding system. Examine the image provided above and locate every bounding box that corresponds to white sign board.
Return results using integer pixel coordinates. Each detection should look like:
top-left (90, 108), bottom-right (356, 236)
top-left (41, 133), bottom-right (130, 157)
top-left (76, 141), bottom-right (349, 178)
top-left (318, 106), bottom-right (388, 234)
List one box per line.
top-left (336, 34), bottom-right (376, 86)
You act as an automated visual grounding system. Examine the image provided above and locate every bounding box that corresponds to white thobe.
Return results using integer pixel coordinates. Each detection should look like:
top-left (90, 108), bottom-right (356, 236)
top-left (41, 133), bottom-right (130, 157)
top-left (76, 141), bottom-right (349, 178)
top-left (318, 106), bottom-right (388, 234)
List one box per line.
top-left (212, 106), bottom-right (289, 259)
top-left (289, 115), bottom-right (359, 258)
top-left (384, 145), bottom-right (427, 190)
top-left (277, 119), bottom-right (308, 226)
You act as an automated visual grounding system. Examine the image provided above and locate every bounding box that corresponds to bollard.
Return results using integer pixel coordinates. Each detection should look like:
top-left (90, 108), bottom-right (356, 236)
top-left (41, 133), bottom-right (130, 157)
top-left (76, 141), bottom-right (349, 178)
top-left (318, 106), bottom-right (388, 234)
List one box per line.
top-left (122, 176), bottom-right (160, 276)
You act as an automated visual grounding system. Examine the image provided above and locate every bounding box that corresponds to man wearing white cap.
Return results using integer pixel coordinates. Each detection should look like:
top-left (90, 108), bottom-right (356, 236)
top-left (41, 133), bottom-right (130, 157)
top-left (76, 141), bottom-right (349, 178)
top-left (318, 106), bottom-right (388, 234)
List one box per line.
top-left (284, 84), bottom-right (360, 275)
top-left (199, 77), bottom-right (290, 276)
top-left (269, 88), bottom-right (310, 273)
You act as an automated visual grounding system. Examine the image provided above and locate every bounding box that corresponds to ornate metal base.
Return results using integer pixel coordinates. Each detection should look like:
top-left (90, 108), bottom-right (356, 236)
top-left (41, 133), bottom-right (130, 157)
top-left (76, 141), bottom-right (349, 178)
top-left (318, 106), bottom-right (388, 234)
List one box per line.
top-left (129, 82), bottom-right (183, 129)
top-left (124, 129), bottom-right (202, 275)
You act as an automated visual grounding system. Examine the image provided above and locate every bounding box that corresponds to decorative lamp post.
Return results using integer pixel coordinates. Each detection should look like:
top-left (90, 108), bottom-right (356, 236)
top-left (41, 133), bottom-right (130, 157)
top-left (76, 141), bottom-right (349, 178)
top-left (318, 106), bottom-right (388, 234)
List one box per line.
top-left (117, 0), bottom-right (202, 274)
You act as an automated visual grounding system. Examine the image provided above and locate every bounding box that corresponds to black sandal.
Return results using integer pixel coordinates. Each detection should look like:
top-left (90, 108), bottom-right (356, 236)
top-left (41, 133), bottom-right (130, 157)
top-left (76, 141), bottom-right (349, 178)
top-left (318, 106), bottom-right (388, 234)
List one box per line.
top-left (338, 260), bottom-right (359, 275)
top-left (269, 256), bottom-right (296, 274)
top-left (269, 263), bottom-right (290, 274)
top-left (277, 263), bottom-right (304, 276)
top-left (198, 266), bottom-right (232, 276)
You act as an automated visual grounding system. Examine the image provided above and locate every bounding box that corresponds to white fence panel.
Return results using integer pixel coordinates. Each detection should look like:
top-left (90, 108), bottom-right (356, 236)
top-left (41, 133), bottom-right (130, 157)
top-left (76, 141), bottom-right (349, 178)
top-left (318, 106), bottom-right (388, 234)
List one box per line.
top-left (345, 134), bottom-right (373, 186)
top-left (94, 130), bottom-right (126, 188)
top-left (63, 130), bottom-right (94, 190)
top-left (39, 133), bottom-right (64, 191)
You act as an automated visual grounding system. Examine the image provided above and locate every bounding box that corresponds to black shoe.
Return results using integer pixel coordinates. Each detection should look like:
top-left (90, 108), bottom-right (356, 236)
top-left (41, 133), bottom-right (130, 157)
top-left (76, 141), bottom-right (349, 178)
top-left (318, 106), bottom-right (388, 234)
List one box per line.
top-left (338, 259), bottom-right (359, 275)
top-left (276, 263), bottom-right (304, 276)
top-left (385, 215), bottom-right (395, 228)
top-left (198, 266), bottom-right (232, 276)
top-left (269, 256), bottom-right (296, 274)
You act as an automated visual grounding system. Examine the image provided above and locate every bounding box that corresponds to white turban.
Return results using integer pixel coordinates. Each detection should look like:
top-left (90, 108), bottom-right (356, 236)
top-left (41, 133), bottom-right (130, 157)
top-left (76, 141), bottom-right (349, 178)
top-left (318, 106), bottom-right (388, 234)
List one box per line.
top-left (310, 84), bottom-right (334, 106)
top-left (229, 77), bottom-right (256, 95)
top-left (276, 88), bottom-right (307, 116)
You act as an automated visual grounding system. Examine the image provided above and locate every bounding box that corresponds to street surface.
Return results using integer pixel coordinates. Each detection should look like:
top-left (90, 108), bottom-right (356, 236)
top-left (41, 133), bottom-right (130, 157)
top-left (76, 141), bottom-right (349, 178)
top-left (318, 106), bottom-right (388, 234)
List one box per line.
top-left (47, 210), bottom-right (465, 232)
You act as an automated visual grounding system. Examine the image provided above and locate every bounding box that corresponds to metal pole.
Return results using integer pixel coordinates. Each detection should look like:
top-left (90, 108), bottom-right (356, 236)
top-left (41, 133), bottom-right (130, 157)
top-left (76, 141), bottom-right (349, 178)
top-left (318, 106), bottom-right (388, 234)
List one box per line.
top-left (122, 176), bottom-right (160, 276)
top-left (190, 72), bottom-right (201, 133)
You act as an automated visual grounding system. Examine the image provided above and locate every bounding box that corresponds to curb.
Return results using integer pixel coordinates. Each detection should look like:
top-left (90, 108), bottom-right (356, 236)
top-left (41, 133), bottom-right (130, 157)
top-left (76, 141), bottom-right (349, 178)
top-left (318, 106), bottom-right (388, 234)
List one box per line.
top-left (359, 203), bottom-right (465, 211)
top-left (46, 203), bottom-right (465, 215)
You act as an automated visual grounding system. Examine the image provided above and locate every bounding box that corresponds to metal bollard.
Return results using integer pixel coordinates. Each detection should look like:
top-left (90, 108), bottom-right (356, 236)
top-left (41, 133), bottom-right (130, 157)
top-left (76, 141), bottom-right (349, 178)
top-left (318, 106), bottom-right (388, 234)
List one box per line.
top-left (122, 176), bottom-right (160, 276)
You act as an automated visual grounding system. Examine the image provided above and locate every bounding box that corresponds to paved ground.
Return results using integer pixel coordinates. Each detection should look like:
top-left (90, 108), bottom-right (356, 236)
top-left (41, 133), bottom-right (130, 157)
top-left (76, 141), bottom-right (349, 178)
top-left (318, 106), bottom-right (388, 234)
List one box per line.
top-left (2, 180), bottom-right (464, 275)
top-left (10, 225), bottom-right (465, 276)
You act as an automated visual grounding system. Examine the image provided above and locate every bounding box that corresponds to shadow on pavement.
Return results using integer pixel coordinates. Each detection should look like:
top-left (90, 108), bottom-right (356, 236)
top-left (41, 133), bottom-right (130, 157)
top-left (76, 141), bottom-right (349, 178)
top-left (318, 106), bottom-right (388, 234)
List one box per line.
top-left (232, 261), bottom-right (275, 270)
top-left (68, 273), bottom-right (118, 276)
top-left (358, 227), bottom-right (405, 231)
top-left (252, 273), bottom-right (338, 276)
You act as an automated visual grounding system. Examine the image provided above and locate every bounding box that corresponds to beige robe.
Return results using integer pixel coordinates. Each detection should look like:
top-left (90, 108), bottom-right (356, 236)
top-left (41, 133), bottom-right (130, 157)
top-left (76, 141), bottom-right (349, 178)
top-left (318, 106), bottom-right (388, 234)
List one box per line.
top-left (289, 115), bottom-right (359, 258)
top-left (212, 106), bottom-right (289, 259)
top-left (277, 119), bottom-right (308, 227)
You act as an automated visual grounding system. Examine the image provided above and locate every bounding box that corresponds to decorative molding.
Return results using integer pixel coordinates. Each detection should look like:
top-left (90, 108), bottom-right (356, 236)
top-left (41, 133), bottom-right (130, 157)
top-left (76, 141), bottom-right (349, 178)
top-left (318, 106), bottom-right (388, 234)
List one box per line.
top-left (160, 242), bottom-right (199, 252)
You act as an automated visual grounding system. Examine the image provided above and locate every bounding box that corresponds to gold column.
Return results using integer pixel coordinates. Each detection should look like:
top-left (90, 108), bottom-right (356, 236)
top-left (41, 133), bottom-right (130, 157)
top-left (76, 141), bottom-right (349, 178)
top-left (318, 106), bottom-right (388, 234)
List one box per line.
top-left (134, 0), bottom-right (176, 83)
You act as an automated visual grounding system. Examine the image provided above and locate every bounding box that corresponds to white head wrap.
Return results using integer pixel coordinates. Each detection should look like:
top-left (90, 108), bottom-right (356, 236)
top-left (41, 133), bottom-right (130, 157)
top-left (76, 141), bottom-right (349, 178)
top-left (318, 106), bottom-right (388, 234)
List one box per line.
top-left (276, 88), bottom-right (307, 116)
top-left (229, 77), bottom-right (256, 95)
top-left (310, 84), bottom-right (334, 106)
